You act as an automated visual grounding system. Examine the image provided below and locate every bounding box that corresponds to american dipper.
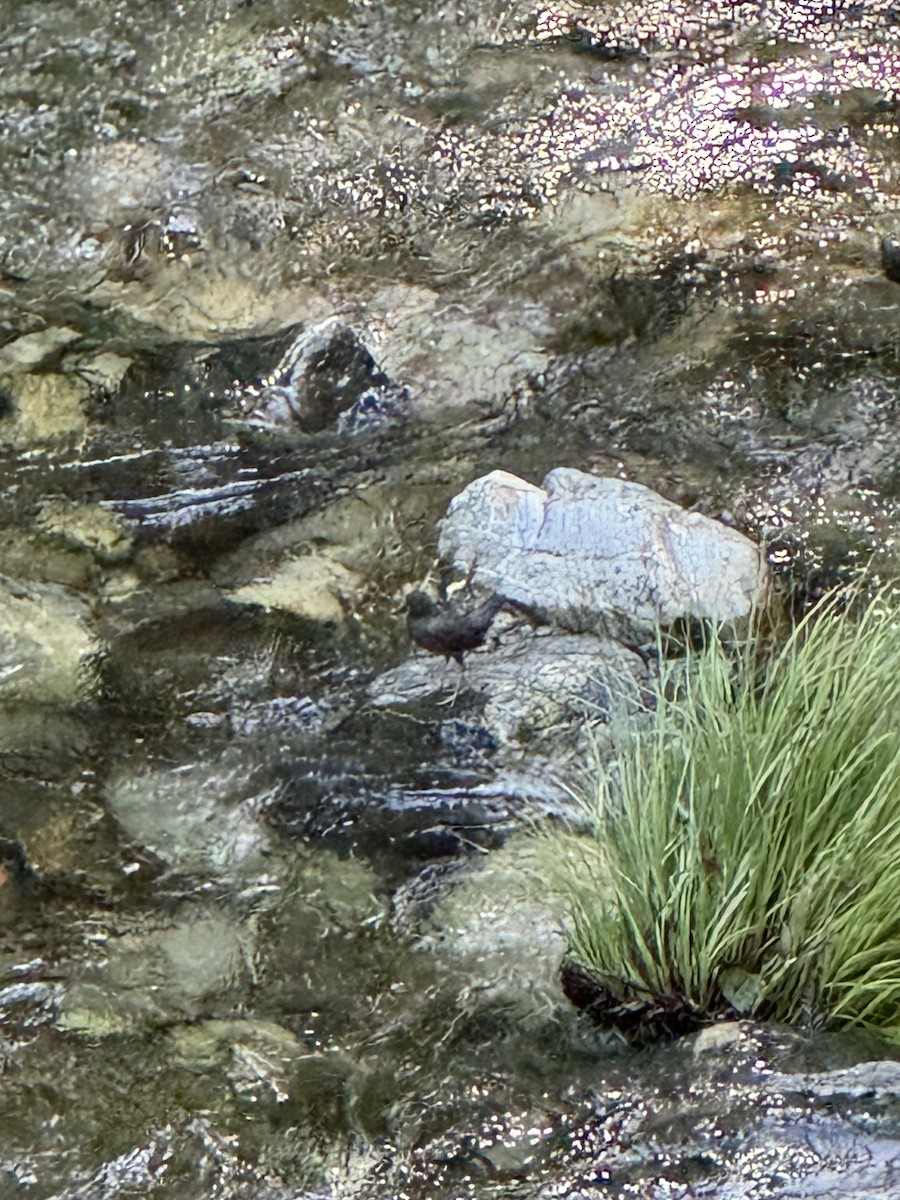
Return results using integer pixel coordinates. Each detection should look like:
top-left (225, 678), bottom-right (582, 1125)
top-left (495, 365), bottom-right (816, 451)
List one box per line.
top-left (405, 590), bottom-right (505, 664)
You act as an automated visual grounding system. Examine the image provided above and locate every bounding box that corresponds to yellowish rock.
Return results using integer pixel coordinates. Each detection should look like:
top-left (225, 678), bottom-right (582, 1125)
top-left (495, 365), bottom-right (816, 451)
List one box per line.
top-left (2, 372), bottom-right (88, 444)
top-left (228, 554), bottom-right (359, 622)
top-left (0, 528), bottom-right (95, 589)
top-left (372, 283), bottom-right (548, 413)
top-left (69, 351), bottom-right (133, 391)
top-left (93, 265), bottom-right (331, 341)
top-left (0, 326), bottom-right (81, 372)
top-left (38, 501), bottom-right (134, 562)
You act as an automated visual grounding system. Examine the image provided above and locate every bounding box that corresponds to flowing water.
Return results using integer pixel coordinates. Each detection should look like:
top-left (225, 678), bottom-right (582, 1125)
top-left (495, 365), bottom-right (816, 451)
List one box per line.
top-left (1, 1), bottom-right (900, 1196)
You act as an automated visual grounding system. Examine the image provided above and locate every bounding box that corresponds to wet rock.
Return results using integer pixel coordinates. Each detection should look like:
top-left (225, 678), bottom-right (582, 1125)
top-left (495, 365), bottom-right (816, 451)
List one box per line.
top-left (0, 372), bottom-right (88, 445)
top-left (65, 350), bottom-right (133, 393)
top-left (881, 235), bottom-right (900, 285)
top-left (168, 1018), bottom-right (307, 1106)
top-left (103, 749), bottom-right (273, 875)
top-left (771, 1058), bottom-right (900, 1102)
top-left (355, 1019), bottom-right (900, 1200)
top-left (213, 486), bottom-right (405, 624)
top-left (37, 501), bottom-right (133, 564)
top-left (0, 706), bottom-right (92, 778)
top-left (0, 327), bottom-right (81, 373)
top-left (335, 384), bottom-right (408, 435)
top-left (277, 769), bottom-right (533, 859)
top-left (738, 368), bottom-right (900, 579)
top-left (692, 1020), bottom-right (744, 1057)
top-left (94, 268), bottom-right (330, 343)
top-left (227, 693), bottom-right (339, 739)
top-left (2, 776), bottom-right (127, 898)
top-left (99, 442), bottom-right (275, 538)
top-left (57, 911), bottom-right (251, 1034)
top-left (273, 717), bottom-right (568, 859)
top-left (226, 553), bottom-right (359, 624)
top-left (439, 468), bottom-right (769, 637)
top-left (240, 317), bottom-right (408, 432)
top-left (100, 578), bottom-right (225, 641)
top-left (0, 837), bottom-right (39, 927)
top-left (0, 576), bottom-right (97, 702)
top-left (0, 528), bottom-right (97, 591)
top-left (251, 851), bottom-right (389, 1031)
top-left (0, 980), bottom-right (61, 1031)
top-left (375, 623), bottom-right (650, 748)
top-left (373, 283), bottom-right (549, 415)
top-left (412, 840), bottom-right (568, 1012)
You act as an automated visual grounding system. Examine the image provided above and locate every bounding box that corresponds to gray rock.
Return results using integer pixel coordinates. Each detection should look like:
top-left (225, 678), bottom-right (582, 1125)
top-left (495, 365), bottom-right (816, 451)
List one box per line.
top-left (0, 981), bottom-right (62, 1030)
top-left (438, 468), bottom-right (769, 636)
top-left (239, 316), bottom-right (407, 432)
top-left (769, 1059), bottom-right (900, 1101)
top-left (544, 1038), bottom-right (900, 1200)
top-left (104, 748), bottom-right (273, 875)
top-left (334, 385), bottom-right (408, 435)
top-left (374, 622), bottom-right (649, 748)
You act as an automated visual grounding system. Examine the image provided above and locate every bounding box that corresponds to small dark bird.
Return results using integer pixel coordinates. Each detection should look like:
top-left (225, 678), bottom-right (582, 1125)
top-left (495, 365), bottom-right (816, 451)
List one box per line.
top-left (405, 590), bottom-right (506, 665)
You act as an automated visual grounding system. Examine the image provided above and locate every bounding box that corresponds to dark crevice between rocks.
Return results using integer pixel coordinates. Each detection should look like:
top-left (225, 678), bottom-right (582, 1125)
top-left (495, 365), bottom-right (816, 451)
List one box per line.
top-left (561, 960), bottom-right (738, 1046)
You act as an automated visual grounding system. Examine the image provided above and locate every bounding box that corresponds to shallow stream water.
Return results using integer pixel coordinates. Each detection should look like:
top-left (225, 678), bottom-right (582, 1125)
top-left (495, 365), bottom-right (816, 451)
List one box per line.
top-left (1, 1), bottom-right (900, 1196)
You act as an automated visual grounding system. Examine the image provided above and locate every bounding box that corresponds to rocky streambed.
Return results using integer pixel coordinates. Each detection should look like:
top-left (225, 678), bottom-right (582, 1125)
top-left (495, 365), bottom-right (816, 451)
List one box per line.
top-left (1, 0), bottom-right (900, 1196)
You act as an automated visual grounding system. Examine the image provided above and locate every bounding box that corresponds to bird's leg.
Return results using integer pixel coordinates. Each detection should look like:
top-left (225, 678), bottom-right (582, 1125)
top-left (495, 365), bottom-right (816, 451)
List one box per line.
top-left (437, 658), bottom-right (466, 707)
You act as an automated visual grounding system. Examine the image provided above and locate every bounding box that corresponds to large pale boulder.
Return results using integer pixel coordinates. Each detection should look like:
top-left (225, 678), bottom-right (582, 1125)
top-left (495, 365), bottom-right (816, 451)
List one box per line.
top-left (438, 468), bottom-right (768, 632)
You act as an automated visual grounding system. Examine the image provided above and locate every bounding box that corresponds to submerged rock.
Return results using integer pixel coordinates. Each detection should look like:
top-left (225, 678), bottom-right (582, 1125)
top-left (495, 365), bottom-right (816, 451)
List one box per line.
top-left (439, 468), bottom-right (768, 637)
top-left (371, 282), bottom-right (549, 416)
top-left (168, 1017), bottom-right (309, 1107)
top-left (57, 910), bottom-right (252, 1035)
top-left (0, 327), bottom-right (81, 373)
top-left (0, 576), bottom-right (97, 701)
top-left (37, 501), bottom-right (133, 564)
top-left (0, 372), bottom-right (88, 446)
top-left (104, 749), bottom-right (273, 875)
top-left (415, 839), bottom-right (568, 1009)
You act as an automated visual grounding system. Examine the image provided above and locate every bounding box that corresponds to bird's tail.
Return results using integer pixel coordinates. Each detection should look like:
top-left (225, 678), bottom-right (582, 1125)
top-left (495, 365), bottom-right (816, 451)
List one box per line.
top-left (498, 593), bottom-right (542, 624)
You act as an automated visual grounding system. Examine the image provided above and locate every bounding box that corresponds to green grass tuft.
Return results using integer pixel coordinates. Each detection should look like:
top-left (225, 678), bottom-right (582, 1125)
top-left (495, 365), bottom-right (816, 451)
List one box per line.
top-left (541, 585), bottom-right (900, 1041)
